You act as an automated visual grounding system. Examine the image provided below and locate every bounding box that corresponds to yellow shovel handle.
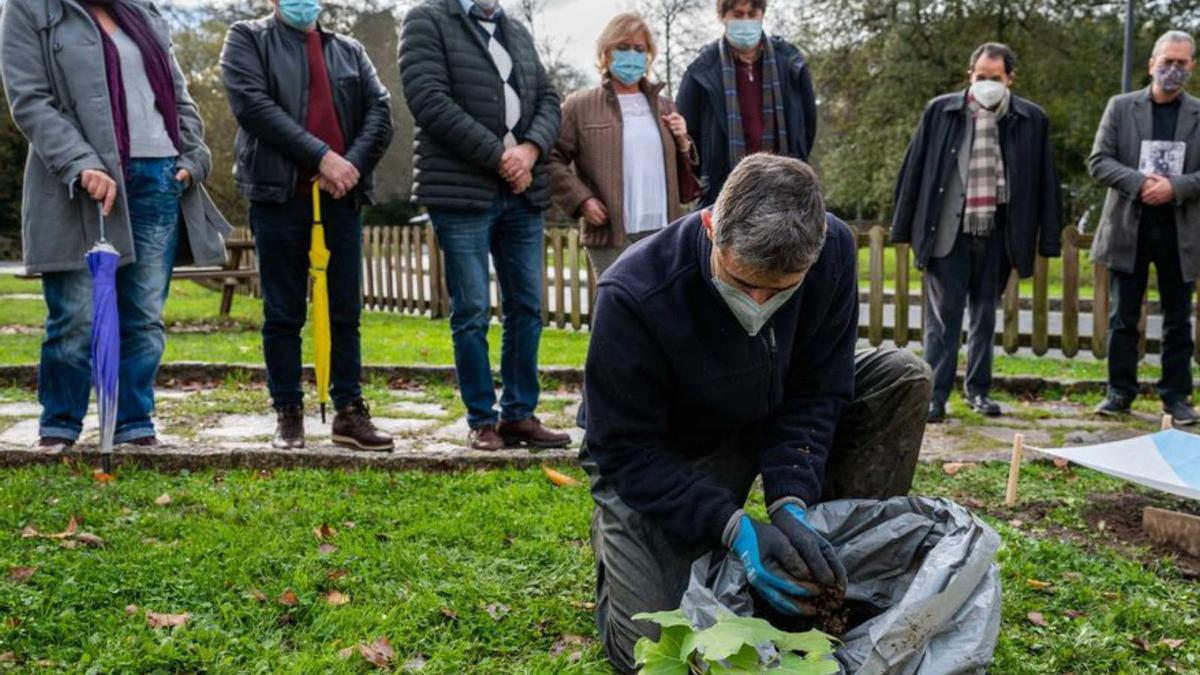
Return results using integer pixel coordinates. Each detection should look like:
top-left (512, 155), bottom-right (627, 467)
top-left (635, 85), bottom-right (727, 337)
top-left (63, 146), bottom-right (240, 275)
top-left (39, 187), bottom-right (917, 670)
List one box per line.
top-left (311, 180), bottom-right (322, 225)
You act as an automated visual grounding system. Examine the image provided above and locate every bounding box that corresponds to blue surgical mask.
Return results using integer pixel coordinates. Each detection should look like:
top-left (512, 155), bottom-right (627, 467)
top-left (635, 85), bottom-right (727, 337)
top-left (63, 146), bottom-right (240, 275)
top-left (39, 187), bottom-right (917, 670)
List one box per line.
top-left (279, 0), bottom-right (320, 29)
top-left (725, 19), bottom-right (763, 51)
top-left (610, 49), bottom-right (648, 86)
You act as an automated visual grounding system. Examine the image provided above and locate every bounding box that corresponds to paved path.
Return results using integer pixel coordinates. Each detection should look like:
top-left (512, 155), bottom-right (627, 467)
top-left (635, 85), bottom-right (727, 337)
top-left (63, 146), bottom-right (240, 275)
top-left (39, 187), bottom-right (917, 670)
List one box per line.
top-left (0, 382), bottom-right (1190, 472)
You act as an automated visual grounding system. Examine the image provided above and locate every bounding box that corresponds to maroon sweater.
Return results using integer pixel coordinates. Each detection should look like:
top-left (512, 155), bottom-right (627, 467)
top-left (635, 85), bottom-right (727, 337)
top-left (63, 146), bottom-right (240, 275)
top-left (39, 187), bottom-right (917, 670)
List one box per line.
top-left (735, 57), bottom-right (764, 155)
top-left (299, 30), bottom-right (347, 194)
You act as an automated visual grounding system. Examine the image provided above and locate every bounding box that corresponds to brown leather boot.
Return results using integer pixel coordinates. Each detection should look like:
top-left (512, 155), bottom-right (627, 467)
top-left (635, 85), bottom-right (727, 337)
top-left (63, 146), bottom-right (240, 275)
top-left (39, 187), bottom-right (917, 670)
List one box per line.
top-left (272, 405), bottom-right (305, 450)
top-left (331, 399), bottom-right (394, 452)
top-left (468, 424), bottom-right (504, 451)
top-left (497, 416), bottom-right (571, 449)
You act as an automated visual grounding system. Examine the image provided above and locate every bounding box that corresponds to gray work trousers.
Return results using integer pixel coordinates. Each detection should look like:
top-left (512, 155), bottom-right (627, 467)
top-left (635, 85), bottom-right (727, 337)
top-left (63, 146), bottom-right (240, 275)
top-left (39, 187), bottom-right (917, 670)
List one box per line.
top-left (581, 347), bottom-right (933, 674)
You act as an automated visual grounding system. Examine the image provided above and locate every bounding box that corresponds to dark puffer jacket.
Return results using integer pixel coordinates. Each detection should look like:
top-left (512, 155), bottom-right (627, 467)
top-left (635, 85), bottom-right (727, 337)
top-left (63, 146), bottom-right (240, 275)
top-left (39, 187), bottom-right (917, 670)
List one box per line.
top-left (398, 0), bottom-right (561, 210)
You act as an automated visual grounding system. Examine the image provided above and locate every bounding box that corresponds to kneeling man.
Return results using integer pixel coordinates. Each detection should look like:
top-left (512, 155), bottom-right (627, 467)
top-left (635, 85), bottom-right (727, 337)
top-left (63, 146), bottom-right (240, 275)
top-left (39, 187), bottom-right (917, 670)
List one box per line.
top-left (581, 154), bottom-right (932, 673)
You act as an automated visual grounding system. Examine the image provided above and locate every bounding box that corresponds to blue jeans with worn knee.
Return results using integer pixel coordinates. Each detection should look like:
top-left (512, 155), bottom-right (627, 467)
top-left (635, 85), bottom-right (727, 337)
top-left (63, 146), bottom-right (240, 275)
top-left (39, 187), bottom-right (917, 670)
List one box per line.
top-left (38, 158), bottom-right (183, 443)
top-left (429, 194), bottom-right (544, 429)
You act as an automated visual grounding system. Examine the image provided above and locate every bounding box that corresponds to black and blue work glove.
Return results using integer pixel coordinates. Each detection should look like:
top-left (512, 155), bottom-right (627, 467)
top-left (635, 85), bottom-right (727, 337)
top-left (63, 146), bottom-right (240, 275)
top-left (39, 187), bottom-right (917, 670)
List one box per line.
top-left (769, 499), bottom-right (848, 593)
top-left (724, 512), bottom-right (821, 616)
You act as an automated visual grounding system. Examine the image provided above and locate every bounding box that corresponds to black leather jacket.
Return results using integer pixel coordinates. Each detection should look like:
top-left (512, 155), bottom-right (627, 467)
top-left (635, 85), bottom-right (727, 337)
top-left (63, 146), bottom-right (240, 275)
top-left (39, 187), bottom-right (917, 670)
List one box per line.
top-left (219, 15), bottom-right (393, 205)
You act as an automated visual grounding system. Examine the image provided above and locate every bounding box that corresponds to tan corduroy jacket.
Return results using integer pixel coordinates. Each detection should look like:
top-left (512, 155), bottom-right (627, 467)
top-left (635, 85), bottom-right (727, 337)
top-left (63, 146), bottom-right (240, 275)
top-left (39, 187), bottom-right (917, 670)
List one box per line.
top-left (549, 79), bottom-right (698, 248)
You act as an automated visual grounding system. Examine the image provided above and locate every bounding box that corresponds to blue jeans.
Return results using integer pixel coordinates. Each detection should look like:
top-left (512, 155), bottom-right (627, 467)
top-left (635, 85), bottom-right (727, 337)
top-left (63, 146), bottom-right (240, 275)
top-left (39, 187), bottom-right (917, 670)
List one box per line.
top-left (250, 195), bottom-right (363, 410)
top-left (429, 194), bottom-right (544, 428)
top-left (39, 158), bottom-right (183, 442)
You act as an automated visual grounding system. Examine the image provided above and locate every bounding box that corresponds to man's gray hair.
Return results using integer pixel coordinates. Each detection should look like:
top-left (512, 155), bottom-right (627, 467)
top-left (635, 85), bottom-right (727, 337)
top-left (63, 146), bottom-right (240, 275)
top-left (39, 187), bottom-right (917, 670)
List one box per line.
top-left (1153, 30), bottom-right (1196, 59)
top-left (711, 154), bottom-right (827, 275)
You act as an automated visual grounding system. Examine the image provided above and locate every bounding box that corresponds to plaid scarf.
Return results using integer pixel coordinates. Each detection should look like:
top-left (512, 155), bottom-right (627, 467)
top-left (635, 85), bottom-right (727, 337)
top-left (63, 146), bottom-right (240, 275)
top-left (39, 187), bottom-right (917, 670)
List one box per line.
top-left (719, 38), bottom-right (789, 164)
top-left (963, 96), bottom-right (1008, 237)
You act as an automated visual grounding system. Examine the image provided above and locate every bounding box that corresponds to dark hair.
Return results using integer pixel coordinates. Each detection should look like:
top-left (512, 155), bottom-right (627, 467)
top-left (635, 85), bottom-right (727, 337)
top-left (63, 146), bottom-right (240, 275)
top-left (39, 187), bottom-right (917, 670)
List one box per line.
top-left (717, 0), bottom-right (767, 17)
top-left (969, 42), bottom-right (1017, 75)
top-left (712, 155), bottom-right (827, 276)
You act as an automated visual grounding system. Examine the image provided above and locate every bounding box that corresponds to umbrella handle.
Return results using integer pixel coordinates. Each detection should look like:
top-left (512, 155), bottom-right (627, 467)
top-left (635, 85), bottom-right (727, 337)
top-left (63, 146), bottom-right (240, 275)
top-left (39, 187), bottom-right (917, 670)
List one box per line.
top-left (96, 201), bottom-right (107, 243)
top-left (311, 181), bottom-right (323, 226)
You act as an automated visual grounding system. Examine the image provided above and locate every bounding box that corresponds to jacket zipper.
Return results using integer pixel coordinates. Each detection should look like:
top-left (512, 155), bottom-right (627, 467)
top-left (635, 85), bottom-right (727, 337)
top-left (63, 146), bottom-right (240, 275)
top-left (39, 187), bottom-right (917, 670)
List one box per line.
top-left (764, 325), bottom-right (777, 410)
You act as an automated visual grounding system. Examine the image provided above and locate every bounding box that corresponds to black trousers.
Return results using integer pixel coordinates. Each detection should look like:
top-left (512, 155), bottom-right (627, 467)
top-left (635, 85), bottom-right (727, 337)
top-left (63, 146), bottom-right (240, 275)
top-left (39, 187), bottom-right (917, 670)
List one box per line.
top-left (1107, 218), bottom-right (1195, 404)
top-left (581, 347), bottom-right (933, 674)
top-left (923, 226), bottom-right (1009, 405)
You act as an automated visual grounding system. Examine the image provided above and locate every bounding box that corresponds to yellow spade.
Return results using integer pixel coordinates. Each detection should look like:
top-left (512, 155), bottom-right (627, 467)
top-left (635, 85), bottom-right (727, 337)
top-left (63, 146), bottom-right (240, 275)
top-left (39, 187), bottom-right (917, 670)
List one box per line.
top-left (309, 181), bottom-right (332, 423)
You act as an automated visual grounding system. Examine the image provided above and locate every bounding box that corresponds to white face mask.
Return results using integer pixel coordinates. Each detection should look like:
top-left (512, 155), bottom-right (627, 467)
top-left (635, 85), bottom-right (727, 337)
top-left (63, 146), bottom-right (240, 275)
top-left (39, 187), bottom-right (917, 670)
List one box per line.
top-left (970, 80), bottom-right (1008, 110)
top-left (712, 275), bottom-right (801, 337)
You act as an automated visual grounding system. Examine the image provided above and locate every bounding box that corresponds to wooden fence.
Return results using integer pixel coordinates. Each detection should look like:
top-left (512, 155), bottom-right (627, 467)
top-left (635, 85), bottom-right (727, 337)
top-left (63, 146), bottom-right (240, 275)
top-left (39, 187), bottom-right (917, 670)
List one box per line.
top-left (233, 223), bottom-right (1200, 363)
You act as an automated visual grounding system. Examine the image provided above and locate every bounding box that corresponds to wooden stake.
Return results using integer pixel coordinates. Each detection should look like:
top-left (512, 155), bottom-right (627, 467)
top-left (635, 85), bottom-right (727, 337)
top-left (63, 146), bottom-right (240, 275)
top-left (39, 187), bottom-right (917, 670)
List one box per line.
top-left (1162, 415), bottom-right (1174, 431)
top-left (1005, 433), bottom-right (1025, 507)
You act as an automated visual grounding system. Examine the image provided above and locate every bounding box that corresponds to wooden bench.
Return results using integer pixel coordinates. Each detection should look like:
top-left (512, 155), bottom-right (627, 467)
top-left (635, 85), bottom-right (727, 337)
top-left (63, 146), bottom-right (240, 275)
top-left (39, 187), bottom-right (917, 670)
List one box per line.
top-left (16, 239), bottom-right (258, 318)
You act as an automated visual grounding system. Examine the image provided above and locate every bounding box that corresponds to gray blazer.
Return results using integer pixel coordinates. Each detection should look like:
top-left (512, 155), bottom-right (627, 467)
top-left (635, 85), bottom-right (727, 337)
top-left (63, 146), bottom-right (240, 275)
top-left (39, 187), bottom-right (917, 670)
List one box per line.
top-left (1088, 87), bottom-right (1200, 283)
top-left (0, 0), bottom-right (231, 274)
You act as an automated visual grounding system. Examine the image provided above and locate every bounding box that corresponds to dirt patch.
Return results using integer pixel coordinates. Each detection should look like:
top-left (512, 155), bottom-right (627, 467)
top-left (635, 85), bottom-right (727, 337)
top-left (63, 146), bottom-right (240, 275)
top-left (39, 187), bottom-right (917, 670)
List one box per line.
top-left (987, 489), bottom-right (1200, 580)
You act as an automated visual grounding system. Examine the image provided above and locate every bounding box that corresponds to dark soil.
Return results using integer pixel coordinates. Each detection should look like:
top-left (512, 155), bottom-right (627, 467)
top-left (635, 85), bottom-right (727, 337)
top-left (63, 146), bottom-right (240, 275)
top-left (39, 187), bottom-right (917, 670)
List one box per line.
top-left (987, 488), bottom-right (1200, 580)
top-left (753, 584), bottom-right (862, 639)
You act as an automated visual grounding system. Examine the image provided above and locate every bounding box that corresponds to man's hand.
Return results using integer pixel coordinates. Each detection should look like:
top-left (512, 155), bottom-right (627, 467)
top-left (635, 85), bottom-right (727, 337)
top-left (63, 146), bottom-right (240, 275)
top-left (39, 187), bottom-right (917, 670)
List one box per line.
top-left (81, 169), bottom-right (118, 216)
top-left (174, 168), bottom-right (192, 190)
top-left (508, 169), bottom-right (533, 195)
top-left (580, 198), bottom-right (609, 227)
top-left (727, 514), bottom-right (820, 617)
top-left (317, 176), bottom-right (348, 200)
top-left (1141, 174), bottom-right (1176, 206)
top-left (499, 142), bottom-right (539, 183)
top-left (769, 502), bottom-right (847, 593)
top-left (319, 151), bottom-right (361, 198)
top-left (662, 112), bottom-right (690, 152)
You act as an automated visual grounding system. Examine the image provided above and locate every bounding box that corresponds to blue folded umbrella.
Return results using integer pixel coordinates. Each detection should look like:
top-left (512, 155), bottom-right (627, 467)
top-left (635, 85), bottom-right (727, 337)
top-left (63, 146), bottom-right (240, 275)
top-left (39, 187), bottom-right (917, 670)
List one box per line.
top-left (87, 202), bottom-right (120, 473)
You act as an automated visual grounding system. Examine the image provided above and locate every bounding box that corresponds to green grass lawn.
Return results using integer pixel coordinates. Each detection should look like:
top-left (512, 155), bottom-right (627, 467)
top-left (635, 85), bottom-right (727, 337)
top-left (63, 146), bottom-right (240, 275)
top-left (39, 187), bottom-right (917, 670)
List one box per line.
top-left (0, 277), bottom-right (1171, 384)
top-left (1, 463), bottom-right (1197, 673)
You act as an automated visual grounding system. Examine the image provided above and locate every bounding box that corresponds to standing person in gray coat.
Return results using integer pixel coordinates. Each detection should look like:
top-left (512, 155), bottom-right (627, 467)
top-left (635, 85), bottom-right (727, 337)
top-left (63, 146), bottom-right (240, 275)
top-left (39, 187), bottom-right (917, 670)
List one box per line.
top-left (1, 0), bottom-right (231, 450)
top-left (1089, 31), bottom-right (1200, 425)
top-left (892, 43), bottom-right (1062, 424)
top-left (399, 0), bottom-right (569, 451)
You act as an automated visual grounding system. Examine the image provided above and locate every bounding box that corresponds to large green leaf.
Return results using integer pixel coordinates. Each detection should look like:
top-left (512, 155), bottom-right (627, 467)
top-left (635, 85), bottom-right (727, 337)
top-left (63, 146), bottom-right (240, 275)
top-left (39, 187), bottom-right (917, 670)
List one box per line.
top-left (774, 629), bottom-right (838, 657)
top-left (688, 615), bottom-right (787, 661)
top-left (775, 653), bottom-right (841, 675)
top-left (635, 625), bottom-right (694, 675)
top-left (633, 610), bottom-right (695, 629)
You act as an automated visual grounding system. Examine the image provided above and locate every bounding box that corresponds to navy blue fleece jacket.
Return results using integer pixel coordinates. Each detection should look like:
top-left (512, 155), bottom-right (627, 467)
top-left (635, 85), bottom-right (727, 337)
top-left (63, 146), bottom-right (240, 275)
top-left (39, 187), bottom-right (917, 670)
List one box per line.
top-left (582, 211), bottom-right (859, 548)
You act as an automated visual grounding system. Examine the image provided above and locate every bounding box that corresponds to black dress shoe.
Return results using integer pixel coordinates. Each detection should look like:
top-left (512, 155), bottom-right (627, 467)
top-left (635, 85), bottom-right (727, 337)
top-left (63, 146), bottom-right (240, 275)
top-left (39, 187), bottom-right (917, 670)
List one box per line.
top-left (1094, 394), bottom-right (1132, 417)
top-left (966, 395), bottom-right (1002, 416)
top-left (1163, 400), bottom-right (1199, 426)
top-left (927, 401), bottom-right (947, 424)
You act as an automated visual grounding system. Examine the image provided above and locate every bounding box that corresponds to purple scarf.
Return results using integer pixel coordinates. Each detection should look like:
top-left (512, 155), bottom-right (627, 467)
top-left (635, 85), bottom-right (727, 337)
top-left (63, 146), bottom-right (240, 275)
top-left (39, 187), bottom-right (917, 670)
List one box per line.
top-left (84, 0), bottom-right (180, 174)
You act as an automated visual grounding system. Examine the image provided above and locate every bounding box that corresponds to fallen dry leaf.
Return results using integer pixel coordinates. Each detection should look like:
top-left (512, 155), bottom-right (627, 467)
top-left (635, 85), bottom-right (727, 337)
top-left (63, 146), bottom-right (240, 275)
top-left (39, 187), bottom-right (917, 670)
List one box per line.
top-left (1026, 579), bottom-right (1054, 592)
top-left (325, 591), bottom-right (350, 606)
top-left (337, 646), bottom-right (356, 660)
top-left (278, 589), bottom-right (298, 607)
top-left (941, 462), bottom-right (978, 476)
top-left (47, 517), bottom-right (79, 540)
top-left (439, 607), bottom-right (459, 621)
top-left (124, 605), bottom-right (139, 615)
top-left (313, 523), bottom-right (337, 542)
top-left (542, 465), bottom-right (581, 487)
top-left (1130, 637), bottom-right (1151, 652)
top-left (549, 634), bottom-right (592, 657)
top-left (154, 493), bottom-right (172, 507)
top-left (1007, 519), bottom-right (1025, 529)
top-left (20, 526), bottom-right (39, 539)
top-left (342, 521), bottom-right (357, 530)
top-left (1161, 638), bottom-right (1186, 650)
top-left (570, 600), bottom-right (597, 611)
top-left (485, 602), bottom-right (511, 621)
top-left (327, 569), bottom-right (349, 581)
top-left (146, 611), bottom-right (190, 629)
top-left (1027, 611), bottom-right (1049, 627)
top-left (1053, 458), bottom-right (1071, 470)
top-left (0, 652), bottom-right (15, 663)
top-left (77, 532), bottom-right (105, 548)
top-left (1063, 572), bottom-right (1083, 582)
top-left (4, 617), bottom-right (21, 629)
top-left (92, 471), bottom-right (117, 483)
top-left (6, 567), bottom-right (35, 584)
top-left (318, 544), bottom-right (338, 555)
top-left (1064, 609), bottom-right (1086, 620)
top-left (247, 589), bottom-right (268, 603)
top-left (361, 638), bottom-right (395, 669)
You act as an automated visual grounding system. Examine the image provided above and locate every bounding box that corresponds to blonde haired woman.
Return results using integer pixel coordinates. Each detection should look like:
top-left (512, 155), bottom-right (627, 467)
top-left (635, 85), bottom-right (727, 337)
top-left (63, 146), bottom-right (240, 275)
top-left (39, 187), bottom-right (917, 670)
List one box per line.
top-left (549, 12), bottom-right (699, 279)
